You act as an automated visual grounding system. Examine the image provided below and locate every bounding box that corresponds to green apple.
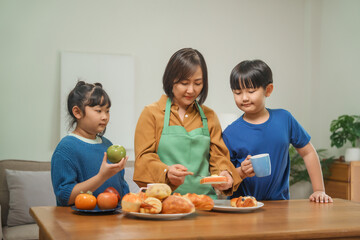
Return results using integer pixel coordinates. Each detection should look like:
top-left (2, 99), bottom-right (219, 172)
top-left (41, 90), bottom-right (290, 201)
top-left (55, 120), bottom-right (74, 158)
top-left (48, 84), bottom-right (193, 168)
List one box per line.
top-left (107, 145), bottom-right (126, 163)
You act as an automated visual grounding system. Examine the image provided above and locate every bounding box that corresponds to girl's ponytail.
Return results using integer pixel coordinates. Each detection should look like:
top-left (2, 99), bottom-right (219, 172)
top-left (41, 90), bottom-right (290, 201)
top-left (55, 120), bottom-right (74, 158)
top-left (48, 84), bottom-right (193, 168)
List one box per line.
top-left (94, 82), bottom-right (103, 88)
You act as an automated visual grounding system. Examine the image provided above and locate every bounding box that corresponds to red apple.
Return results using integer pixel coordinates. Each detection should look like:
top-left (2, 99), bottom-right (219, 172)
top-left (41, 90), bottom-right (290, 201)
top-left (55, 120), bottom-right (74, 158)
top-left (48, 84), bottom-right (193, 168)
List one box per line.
top-left (104, 187), bottom-right (121, 201)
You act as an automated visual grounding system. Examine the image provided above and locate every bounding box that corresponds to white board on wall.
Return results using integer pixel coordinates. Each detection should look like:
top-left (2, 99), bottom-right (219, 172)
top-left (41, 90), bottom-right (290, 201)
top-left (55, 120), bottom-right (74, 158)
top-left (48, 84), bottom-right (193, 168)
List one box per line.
top-left (60, 52), bottom-right (135, 159)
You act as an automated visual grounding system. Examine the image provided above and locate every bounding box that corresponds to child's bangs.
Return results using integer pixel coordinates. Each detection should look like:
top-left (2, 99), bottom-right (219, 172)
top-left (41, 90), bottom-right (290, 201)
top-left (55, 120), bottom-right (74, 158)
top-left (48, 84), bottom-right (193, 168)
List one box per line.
top-left (86, 87), bottom-right (111, 108)
top-left (230, 60), bottom-right (273, 90)
top-left (231, 71), bottom-right (263, 90)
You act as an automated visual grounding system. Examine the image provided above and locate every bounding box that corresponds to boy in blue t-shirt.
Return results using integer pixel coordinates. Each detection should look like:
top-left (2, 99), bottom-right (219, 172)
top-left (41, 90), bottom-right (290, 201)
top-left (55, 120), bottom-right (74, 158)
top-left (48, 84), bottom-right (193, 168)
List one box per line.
top-left (223, 59), bottom-right (332, 203)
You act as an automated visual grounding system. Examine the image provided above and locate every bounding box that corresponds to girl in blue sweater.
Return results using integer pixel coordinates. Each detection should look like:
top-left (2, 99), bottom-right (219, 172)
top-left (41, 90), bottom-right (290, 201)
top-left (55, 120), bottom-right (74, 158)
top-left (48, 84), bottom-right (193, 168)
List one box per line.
top-left (51, 81), bottom-right (129, 206)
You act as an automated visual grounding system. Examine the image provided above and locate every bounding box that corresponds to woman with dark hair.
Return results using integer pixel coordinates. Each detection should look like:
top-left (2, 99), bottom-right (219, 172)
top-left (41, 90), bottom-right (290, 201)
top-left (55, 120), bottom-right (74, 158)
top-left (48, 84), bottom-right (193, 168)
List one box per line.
top-left (133, 48), bottom-right (241, 198)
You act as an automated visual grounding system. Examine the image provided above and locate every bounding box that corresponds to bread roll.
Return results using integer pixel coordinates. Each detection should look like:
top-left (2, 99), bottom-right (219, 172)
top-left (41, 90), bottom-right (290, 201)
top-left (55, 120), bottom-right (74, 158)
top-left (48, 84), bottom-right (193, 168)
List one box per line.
top-left (138, 191), bottom-right (148, 201)
top-left (230, 198), bottom-right (238, 207)
top-left (236, 196), bottom-right (257, 207)
top-left (161, 195), bottom-right (195, 214)
top-left (121, 193), bottom-right (142, 212)
top-left (139, 197), bottom-right (162, 214)
top-left (184, 193), bottom-right (214, 211)
top-left (146, 183), bottom-right (172, 200)
top-left (183, 193), bottom-right (199, 205)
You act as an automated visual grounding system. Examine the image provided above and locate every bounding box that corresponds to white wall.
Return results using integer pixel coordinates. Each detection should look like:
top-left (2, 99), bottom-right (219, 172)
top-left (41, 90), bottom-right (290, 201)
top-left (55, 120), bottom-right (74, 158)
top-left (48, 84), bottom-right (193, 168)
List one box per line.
top-left (0, 0), bottom-right (359, 162)
top-left (308, 0), bottom-right (360, 156)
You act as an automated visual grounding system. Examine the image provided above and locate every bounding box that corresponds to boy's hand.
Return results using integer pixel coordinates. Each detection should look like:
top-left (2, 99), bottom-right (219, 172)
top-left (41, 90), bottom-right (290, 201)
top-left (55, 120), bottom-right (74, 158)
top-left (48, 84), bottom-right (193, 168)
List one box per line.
top-left (237, 155), bottom-right (255, 179)
top-left (99, 152), bottom-right (128, 180)
top-left (309, 191), bottom-right (333, 203)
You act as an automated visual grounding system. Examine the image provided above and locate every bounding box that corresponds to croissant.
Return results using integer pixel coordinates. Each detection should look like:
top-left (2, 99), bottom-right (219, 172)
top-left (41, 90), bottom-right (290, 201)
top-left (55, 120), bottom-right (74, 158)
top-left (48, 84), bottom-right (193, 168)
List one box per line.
top-left (236, 196), bottom-right (257, 207)
top-left (161, 195), bottom-right (195, 214)
top-left (139, 197), bottom-right (162, 214)
top-left (184, 193), bottom-right (214, 211)
top-left (121, 193), bottom-right (142, 212)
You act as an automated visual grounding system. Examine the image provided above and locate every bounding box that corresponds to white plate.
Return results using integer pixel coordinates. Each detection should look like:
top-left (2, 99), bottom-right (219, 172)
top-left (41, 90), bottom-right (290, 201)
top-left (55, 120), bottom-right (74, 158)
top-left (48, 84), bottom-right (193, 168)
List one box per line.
top-left (212, 200), bottom-right (264, 212)
top-left (123, 211), bottom-right (195, 220)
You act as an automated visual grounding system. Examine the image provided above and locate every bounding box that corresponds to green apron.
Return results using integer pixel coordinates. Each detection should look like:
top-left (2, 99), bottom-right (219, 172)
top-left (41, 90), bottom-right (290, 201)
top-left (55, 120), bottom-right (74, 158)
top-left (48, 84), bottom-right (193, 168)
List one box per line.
top-left (157, 98), bottom-right (217, 199)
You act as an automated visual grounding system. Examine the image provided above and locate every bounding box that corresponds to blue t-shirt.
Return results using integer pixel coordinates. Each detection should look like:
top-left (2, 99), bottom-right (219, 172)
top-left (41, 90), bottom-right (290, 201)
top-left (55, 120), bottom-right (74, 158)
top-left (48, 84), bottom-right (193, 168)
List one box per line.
top-left (222, 109), bottom-right (310, 200)
top-left (51, 135), bottom-right (130, 206)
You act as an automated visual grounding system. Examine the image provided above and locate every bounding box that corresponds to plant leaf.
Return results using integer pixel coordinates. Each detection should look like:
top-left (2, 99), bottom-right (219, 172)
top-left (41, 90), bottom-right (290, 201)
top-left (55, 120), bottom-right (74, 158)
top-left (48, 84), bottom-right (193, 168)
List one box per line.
top-left (329, 114), bottom-right (360, 148)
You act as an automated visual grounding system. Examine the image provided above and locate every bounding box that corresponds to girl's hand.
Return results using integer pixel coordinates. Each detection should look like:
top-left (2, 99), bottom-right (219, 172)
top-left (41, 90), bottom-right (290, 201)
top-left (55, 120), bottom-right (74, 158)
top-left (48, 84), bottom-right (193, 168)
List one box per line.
top-left (309, 191), bottom-right (333, 203)
top-left (237, 155), bottom-right (255, 179)
top-left (99, 152), bottom-right (128, 180)
top-left (212, 170), bottom-right (233, 191)
top-left (167, 164), bottom-right (193, 186)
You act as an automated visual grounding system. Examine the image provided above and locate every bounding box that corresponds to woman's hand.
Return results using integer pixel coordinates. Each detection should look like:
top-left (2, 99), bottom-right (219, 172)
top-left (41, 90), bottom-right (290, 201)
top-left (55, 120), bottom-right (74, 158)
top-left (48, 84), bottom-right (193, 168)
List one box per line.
top-left (237, 155), bottom-right (255, 179)
top-left (98, 152), bottom-right (128, 180)
top-left (167, 164), bottom-right (193, 187)
top-left (212, 170), bottom-right (234, 191)
top-left (309, 191), bottom-right (333, 203)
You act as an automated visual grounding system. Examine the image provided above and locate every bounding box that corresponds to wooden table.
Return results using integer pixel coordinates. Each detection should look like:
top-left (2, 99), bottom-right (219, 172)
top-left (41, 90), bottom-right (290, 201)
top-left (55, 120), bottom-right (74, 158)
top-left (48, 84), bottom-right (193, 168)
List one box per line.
top-left (30, 199), bottom-right (360, 240)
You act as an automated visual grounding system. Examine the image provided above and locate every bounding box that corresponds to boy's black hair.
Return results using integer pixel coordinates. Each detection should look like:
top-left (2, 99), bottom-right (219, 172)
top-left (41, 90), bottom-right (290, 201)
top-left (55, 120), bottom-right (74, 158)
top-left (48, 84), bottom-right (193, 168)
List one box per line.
top-left (67, 81), bottom-right (111, 133)
top-left (230, 59), bottom-right (273, 90)
top-left (163, 48), bottom-right (208, 105)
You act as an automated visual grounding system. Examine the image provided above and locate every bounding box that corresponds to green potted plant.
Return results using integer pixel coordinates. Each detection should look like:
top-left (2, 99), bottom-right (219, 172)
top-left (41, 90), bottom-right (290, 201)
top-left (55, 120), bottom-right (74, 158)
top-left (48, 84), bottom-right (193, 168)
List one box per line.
top-left (290, 146), bottom-right (334, 186)
top-left (330, 115), bottom-right (360, 161)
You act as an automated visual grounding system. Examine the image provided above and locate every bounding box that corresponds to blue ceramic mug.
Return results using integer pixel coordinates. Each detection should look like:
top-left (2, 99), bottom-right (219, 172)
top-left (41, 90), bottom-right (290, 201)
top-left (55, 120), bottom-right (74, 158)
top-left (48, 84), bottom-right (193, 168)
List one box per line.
top-left (250, 153), bottom-right (271, 177)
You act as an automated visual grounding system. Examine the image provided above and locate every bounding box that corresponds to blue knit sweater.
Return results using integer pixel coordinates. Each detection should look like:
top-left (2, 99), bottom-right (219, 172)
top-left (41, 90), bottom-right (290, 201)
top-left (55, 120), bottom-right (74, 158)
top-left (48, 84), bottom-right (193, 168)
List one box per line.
top-left (51, 135), bottom-right (129, 206)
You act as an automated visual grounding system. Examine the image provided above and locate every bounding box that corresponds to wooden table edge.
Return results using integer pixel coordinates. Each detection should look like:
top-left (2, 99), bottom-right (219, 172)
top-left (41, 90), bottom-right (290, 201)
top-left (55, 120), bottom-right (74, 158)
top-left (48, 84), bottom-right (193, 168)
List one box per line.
top-left (30, 207), bottom-right (69, 240)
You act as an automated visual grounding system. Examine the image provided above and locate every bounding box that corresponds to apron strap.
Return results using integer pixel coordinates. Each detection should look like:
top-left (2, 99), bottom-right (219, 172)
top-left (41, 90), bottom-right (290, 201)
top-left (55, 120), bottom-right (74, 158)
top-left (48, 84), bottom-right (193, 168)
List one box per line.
top-left (195, 101), bottom-right (210, 136)
top-left (163, 98), bottom-right (172, 134)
